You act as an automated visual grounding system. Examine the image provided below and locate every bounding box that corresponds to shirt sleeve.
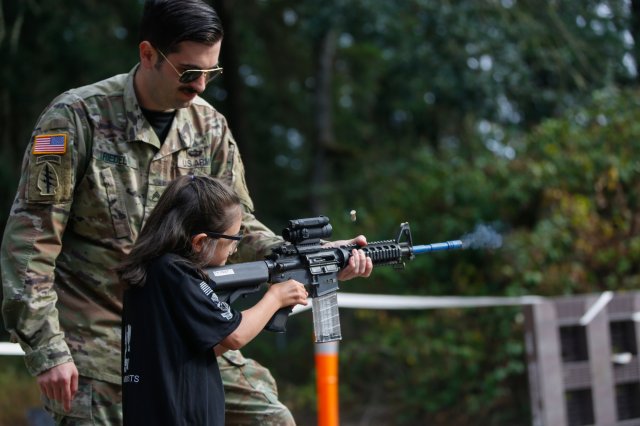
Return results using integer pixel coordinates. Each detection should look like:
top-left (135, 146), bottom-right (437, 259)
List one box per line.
top-left (236, 208), bottom-right (283, 261)
top-left (215, 121), bottom-right (283, 262)
top-left (153, 258), bottom-right (242, 352)
top-left (1, 98), bottom-right (88, 376)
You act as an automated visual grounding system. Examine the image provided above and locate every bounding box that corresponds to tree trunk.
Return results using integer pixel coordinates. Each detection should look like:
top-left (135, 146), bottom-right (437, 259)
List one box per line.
top-left (212, 0), bottom-right (255, 188)
top-left (310, 29), bottom-right (337, 215)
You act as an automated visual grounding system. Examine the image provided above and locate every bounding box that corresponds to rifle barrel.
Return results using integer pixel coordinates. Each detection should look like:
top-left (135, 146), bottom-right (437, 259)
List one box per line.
top-left (413, 240), bottom-right (463, 254)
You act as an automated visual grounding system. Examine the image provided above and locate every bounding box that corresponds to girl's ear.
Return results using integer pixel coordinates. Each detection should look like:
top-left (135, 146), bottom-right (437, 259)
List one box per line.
top-left (191, 233), bottom-right (208, 253)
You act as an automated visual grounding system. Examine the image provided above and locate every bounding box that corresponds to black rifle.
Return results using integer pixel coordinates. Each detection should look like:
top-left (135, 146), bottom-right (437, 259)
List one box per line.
top-left (206, 216), bottom-right (463, 342)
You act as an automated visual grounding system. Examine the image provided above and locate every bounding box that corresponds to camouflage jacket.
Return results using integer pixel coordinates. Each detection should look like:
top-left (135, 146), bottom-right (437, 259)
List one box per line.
top-left (1, 65), bottom-right (281, 384)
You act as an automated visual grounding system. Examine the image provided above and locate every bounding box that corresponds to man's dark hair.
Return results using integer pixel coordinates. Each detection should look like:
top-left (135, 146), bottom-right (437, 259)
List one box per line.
top-left (139, 0), bottom-right (224, 54)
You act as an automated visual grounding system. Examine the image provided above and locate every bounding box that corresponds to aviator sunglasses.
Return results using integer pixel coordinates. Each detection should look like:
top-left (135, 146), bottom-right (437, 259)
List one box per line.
top-left (156, 48), bottom-right (223, 84)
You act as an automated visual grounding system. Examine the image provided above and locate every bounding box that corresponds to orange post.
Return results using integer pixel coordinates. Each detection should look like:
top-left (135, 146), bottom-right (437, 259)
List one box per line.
top-left (315, 341), bottom-right (340, 426)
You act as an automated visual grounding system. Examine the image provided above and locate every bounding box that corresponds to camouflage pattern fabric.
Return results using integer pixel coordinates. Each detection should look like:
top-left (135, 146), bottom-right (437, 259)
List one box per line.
top-left (220, 350), bottom-right (296, 426)
top-left (0, 64), bottom-right (282, 385)
top-left (43, 376), bottom-right (121, 426)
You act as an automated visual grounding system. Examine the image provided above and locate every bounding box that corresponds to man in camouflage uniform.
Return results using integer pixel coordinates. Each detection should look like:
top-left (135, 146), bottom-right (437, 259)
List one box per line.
top-left (1, 0), bottom-right (372, 425)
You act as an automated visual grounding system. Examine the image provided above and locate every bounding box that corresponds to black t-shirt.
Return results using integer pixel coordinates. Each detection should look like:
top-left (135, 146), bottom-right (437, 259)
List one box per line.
top-left (140, 107), bottom-right (176, 142)
top-left (122, 253), bottom-right (241, 426)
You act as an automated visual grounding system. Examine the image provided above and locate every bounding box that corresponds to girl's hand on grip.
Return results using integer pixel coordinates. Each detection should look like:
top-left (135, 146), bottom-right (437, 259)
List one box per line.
top-left (268, 279), bottom-right (308, 308)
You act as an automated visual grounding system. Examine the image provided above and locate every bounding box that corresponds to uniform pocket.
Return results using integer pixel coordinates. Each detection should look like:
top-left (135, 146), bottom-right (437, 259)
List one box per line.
top-left (219, 351), bottom-right (280, 404)
top-left (42, 377), bottom-right (92, 420)
top-left (220, 349), bottom-right (247, 367)
top-left (99, 167), bottom-right (131, 239)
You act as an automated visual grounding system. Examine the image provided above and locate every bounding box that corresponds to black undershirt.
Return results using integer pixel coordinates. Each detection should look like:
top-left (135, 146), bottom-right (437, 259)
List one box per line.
top-left (141, 107), bottom-right (176, 142)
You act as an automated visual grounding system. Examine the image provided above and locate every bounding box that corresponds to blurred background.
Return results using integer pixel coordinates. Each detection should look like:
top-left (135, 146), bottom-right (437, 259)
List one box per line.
top-left (2, 0), bottom-right (640, 424)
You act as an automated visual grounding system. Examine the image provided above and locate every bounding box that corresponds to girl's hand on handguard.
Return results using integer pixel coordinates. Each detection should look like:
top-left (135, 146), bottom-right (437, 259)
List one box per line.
top-left (324, 235), bottom-right (373, 281)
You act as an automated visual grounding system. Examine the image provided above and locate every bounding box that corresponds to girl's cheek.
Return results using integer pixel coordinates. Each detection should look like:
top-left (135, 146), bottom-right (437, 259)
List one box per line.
top-left (209, 249), bottom-right (227, 267)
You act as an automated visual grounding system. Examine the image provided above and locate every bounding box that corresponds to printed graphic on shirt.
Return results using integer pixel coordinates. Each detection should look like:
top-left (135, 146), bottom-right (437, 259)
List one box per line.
top-left (199, 281), bottom-right (233, 320)
top-left (122, 324), bottom-right (140, 384)
top-left (123, 324), bottom-right (131, 374)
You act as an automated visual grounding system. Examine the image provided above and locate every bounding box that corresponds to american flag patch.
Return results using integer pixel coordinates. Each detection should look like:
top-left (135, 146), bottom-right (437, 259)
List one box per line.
top-left (32, 134), bottom-right (67, 155)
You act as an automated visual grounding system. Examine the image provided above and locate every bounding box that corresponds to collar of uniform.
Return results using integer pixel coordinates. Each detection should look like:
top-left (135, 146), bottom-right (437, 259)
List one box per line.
top-left (124, 64), bottom-right (199, 156)
top-left (124, 64), bottom-right (162, 149)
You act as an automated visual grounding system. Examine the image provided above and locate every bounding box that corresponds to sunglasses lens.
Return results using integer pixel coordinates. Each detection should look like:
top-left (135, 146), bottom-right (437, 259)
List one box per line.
top-left (179, 71), bottom-right (202, 84)
top-left (205, 69), bottom-right (223, 83)
top-left (178, 68), bottom-right (223, 84)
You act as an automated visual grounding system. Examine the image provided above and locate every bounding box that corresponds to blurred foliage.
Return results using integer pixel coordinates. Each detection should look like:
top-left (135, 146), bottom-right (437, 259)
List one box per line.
top-left (219, 0), bottom-right (637, 223)
top-left (301, 86), bottom-right (640, 425)
top-left (246, 84), bottom-right (640, 423)
top-left (504, 87), bottom-right (640, 295)
top-left (2, 0), bottom-right (640, 424)
top-left (0, 357), bottom-right (41, 425)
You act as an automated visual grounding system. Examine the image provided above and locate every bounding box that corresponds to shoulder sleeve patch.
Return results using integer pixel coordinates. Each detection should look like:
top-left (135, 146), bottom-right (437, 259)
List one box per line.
top-left (27, 133), bottom-right (73, 204)
top-left (32, 133), bottom-right (67, 155)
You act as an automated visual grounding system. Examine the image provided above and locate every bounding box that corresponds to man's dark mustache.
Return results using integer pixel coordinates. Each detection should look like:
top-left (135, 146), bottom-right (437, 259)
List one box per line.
top-left (180, 87), bottom-right (201, 95)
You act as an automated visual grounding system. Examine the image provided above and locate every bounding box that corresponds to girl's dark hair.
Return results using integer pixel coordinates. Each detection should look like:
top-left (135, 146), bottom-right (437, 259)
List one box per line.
top-left (118, 175), bottom-right (241, 287)
top-left (139, 0), bottom-right (224, 54)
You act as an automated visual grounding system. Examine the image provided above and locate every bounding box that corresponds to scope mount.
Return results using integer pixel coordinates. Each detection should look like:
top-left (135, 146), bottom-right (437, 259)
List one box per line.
top-left (282, 216), bottom-right (333, 244)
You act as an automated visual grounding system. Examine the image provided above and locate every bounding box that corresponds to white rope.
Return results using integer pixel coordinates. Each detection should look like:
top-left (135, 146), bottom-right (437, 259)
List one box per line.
top-left (292, 292), bottom-right (544, 314)
top-left (0, 342), bottom-right (24, 356)
top-left (1, 293), bottom-right (546, 356)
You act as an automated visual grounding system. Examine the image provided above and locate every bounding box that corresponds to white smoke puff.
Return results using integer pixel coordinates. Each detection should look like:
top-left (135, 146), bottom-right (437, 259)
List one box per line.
top-left (460, 224), bottom-right (503, 249)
